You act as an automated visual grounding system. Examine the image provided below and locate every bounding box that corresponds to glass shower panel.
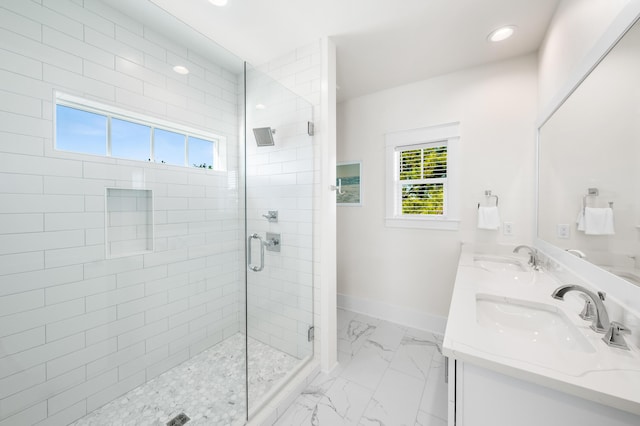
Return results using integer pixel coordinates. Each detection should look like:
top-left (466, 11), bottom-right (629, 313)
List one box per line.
top-left (244, 66), bottom-right (315, 414)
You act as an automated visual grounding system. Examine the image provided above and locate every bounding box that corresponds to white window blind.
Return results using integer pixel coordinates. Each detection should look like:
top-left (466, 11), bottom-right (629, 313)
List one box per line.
top-left (397, 142), bottom-right (448, 216)
top-left (385, 122), bottom-right (460, 230)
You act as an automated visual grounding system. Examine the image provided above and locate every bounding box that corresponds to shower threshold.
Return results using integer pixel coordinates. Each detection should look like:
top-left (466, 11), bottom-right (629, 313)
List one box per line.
top-left (71, 334), bottom-right (299, 426)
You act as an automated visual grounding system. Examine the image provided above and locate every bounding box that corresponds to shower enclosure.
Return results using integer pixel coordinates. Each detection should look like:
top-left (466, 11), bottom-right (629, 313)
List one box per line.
top-left (0, 1), bottom-right (315, 425)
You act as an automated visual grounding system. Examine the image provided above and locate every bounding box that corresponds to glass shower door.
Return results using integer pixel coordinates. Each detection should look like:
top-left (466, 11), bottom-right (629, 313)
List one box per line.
top-left (243, 65), bottom-right (315, 415)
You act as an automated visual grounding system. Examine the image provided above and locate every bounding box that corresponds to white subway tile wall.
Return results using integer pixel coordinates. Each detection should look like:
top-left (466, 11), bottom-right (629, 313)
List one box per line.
top-left (0, 1), bottom-right (244, 424)
top-left (105, 188), bottom-right (153, 258)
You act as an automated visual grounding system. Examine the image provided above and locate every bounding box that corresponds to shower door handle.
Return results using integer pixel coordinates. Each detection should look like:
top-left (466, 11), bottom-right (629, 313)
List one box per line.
top-left (247, 233), bottom-right (265, 272)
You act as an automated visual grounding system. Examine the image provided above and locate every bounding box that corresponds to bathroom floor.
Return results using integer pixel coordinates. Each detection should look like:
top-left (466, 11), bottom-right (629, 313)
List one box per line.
top-left (275, 309), bottom-right (447, 425)
top-left (71, 334), bottom-right (299, 426)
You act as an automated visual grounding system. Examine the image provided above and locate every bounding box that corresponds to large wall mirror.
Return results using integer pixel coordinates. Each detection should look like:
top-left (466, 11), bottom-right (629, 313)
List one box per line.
top-left (538, 17), bottom-right (640, 287)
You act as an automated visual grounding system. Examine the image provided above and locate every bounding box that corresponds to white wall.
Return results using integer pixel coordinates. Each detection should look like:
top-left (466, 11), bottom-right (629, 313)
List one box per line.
top-left (336, 54), bottom-right (538, 323)
top-left (0, 1), bottom-right (243, 424)
top-left (538, 0), bottom-right (632, 110)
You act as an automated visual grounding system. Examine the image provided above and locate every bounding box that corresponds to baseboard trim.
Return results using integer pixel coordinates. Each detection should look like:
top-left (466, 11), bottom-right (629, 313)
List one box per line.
top-left (337, 293), bottom-right (447, 335)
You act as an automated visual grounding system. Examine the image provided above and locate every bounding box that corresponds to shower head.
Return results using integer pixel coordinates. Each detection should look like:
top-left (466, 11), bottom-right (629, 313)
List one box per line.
top-left (253, 127), bottom-right (275, 147)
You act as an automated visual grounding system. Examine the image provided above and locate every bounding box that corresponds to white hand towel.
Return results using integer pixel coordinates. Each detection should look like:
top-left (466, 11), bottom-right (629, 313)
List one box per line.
top-left (477, 206), bottom-right (501, 230)
top-left (584, 207), bottom-right (615, 235)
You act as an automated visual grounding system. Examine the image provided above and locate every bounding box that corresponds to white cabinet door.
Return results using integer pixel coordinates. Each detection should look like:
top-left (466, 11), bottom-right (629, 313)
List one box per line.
top-left (451, 360), bottom-right (640, 426)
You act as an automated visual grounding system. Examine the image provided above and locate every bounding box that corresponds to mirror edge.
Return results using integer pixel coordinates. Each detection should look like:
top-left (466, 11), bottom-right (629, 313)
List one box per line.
top-left (537, 5), bottom-right (640, 128)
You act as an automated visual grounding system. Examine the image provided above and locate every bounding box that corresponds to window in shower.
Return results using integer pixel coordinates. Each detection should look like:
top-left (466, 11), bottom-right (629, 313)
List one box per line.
top-left (154, 128), bottom-right (185, 166)
top-left (384, 122), bottom-right (461, 230)
top-left (55, 105), bottom-right (107, 156)
top-left (111, 118), bottom-right (151, 161)
top-left (54, 93), bottom-right (222, 169)
top-left (188, 136), bottom-right (215, 169)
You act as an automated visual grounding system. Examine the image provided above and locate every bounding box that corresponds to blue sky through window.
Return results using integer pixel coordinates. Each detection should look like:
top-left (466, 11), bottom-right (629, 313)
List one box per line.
top-left (154, 128), bottom-right (185, 166)
top-left (56, 105), bottom-right (107, 155)
top-left (189, 136), bottom-right (214, 168)
top-left (111, 118), bottom-right (151, 161)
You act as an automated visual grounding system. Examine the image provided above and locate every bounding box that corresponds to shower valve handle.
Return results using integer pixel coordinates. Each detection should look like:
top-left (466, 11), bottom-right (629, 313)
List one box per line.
top-left (261, 211), bottom-right (278, 222)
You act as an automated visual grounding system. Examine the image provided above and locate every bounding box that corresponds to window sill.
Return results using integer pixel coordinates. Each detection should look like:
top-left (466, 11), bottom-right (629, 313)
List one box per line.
top-left (385, 216), bottom-right (460, 231)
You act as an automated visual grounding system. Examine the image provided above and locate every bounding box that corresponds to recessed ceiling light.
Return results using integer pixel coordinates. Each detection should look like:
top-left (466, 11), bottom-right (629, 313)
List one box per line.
top-left (209, 0), bottom-right (228, 6)
top-left (488, 26), bottom-right (516, 42)
top-left (172, 65), bottom-right (189, 75)
top-left (255, 104), bottom-right (266, 110)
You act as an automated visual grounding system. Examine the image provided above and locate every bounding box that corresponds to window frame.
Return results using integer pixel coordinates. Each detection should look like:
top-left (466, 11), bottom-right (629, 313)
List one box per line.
top-left (54, 92), bottom-right (226, 171)
top-left (385, 122), bottom-right (460, 230)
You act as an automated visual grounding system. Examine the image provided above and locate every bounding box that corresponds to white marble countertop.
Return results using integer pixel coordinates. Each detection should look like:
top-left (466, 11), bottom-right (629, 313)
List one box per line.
top-left (443, 244), bottom-right (640, 415)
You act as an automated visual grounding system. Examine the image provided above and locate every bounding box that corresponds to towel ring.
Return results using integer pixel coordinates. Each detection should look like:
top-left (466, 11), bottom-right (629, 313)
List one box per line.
top-left (582, 188), bottom-right (613, 213)
top-left (583, 188), bottom-right (599, 214)
top-left (478, 190), bottom-right (499, 209)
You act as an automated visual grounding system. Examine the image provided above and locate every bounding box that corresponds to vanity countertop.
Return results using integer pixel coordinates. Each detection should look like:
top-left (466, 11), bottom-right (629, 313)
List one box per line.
top-left (443, 244), bottom-right (640, 415)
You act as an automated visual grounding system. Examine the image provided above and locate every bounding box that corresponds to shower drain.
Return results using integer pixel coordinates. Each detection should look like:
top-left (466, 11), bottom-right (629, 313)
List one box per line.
top-left (166, 413), bottom-right (190, 426)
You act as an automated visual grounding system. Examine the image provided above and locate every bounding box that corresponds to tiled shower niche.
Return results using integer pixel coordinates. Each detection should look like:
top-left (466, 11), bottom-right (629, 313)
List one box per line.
top-left (105, 188), bottom-right (153, 258)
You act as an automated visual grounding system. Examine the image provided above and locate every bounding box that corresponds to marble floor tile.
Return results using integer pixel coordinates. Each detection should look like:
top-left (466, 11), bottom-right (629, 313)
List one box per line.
top-left (312, 377), bottom-right (373, 425)
top-left (275, 310), bottom-right (447, 426)
top-left (337, 308), bottom-right (358, 334)
top-left (389, 334), bottom-right (437, 380)
top-left (302, 373), bottom-right (340, 400)
top-left (339, 343), bottom-right (390, 391)
top-left (332, 349), bottom-right (355, 377)
top-left (273, 395), bottom-right (318, 425)
top-left (337, 315), bottom-right (378, 356)
top-left (365, 321), bottom-right (406, 360)
top-left (359, 368), bottom-right (425, 426)
top-left (337, 337), bottom-right (356, 357)
top-left (419, 357), bottom-right (448, 422)
top-left (275, 374), bottom-right (374, 426)
top-left (416, 410), bottom-right (448, 426)
top-left (405, 326), bottom-right (443, 346)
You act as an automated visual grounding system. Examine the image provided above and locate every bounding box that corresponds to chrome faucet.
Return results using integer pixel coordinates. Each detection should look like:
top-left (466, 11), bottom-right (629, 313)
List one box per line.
top-left (513, 245), bottom-right (540, 270)
top-left (551, 285), bottom-right (610, 333)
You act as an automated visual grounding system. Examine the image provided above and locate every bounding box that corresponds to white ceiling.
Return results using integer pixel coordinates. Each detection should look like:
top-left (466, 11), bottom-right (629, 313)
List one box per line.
top-left (114, 0), bottom-right (561, 102)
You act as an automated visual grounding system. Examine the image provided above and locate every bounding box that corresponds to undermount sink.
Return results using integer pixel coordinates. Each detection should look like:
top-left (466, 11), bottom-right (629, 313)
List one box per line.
top-left (473, 255), bottom-right (528, 272)
top-left (476, 294), bottom-right (595, 353)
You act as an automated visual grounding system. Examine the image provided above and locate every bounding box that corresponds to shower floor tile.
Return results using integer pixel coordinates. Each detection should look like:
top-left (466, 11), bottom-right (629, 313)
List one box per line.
top-left (71, 334), bottom-right (299, 426)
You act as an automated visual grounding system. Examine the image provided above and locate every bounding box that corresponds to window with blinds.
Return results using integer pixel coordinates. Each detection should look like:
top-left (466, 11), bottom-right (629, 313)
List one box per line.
top-left (385, 122), bottom-right (459, 229)
top-left (397, 143), bottom-right (448, 215)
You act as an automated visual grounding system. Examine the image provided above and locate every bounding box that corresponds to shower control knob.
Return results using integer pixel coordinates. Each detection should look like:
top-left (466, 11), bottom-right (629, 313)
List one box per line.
top-left (262, 211), bottom-right (278, 222)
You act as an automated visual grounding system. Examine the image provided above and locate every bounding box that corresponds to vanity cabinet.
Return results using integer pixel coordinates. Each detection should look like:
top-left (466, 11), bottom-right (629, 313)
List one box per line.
top-left (447, 358), bottom-right (640, 426)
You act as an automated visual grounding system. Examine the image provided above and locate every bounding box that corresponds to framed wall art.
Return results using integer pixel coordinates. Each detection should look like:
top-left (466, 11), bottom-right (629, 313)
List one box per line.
top-left (336, 161), bottom-right (362, 206)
